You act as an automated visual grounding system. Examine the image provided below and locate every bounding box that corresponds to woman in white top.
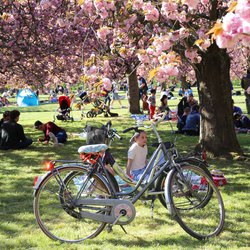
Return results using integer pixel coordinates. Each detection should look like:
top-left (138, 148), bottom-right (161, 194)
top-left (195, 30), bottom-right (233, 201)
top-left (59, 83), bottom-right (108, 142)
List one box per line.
top-left (126, 130), bottom-right (149, 181)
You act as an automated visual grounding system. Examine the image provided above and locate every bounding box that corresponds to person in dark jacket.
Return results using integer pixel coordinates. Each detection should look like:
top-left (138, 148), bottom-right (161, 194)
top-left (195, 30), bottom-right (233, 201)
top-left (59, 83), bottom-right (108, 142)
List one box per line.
top-left (0, 110), bottom-right (33, 150)
top-left (177, 93), bottom-right (198, 118)
top-left (34, 120), bottom-right (67, 145)
top-left (177, 107), bottom-right (191, 133)
top-left (182, 105), bottom-right (200, 136)
top-left (233, 112), bottom-right (250, 133)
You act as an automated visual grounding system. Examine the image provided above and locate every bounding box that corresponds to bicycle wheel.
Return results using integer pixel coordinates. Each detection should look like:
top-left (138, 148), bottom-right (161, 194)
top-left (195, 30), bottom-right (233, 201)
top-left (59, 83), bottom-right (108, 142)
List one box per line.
top-left (165, 164), bottom-right (225, 240)
top-left (156, 158), bottom-right (213, 208)
top-left (34, 166), bottom-right (112, 243)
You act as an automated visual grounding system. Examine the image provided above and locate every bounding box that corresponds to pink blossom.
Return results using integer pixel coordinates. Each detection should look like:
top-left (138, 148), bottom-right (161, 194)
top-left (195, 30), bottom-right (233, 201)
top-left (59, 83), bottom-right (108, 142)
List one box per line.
top-left (97, 26), bottom-right (111, 40)
top-left (183, 0), bottom-right (200, 9)
top-left (142, 3), bottom-right (159, 22)
top-left (89, 66), bottom-right (97, 74)
top-left (99, 9), bottom-right (109, 19)
top-left (40, 0), bottom-right (51, 10)
top-left (201, 0), bottom-right (209, 4)
top-left (124, 14), bottom-right (137, 29)
top-left (155, 65), bottom-right (179, 83)
top-left (241, 18), bottom-right (250, 34)
top-left (185, 49), bottom-right (201, 63)
top-left (161, 2), bottom-right (178, 15)
top-left (222, 13), bottom-right (242, 34)
top-left (146, 47), bottom-right (154, 55)
top-left (179, 28), bottom-right (189, 38)
top-left (137, 53), bottom-right (150, 64)
top-left (216, 32), bottom-right (238, 49)
top-left (200, 39), bottom-right (211, 50)
top-left (236, 0), bottom-right (250, 23)
top-left (132, 0), bottom-right (144, 10)
top-left (102, 78), bottom-right (112, 91)
top-left (153, 36), bottom-right (172, 51)
top-left (105, 0), bottom-right (116, 11)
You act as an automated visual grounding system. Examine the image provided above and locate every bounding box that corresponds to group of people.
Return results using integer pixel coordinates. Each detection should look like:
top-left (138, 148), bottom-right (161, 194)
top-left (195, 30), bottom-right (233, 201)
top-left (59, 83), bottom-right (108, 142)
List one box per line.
top-left (138, 74), bottom-right (201, 136)
top-left (0, 109), bottom-right (68, 150)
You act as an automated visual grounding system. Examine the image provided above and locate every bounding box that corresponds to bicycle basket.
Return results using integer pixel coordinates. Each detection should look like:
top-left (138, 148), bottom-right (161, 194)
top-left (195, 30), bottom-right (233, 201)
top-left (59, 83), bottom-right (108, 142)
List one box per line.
top-left (84, 121), bottom-right (107, 145)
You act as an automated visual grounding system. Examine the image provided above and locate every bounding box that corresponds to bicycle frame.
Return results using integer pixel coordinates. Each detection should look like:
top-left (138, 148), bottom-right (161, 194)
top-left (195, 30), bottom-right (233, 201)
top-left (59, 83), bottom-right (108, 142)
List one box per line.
top-left (83, 122), bottom-right (179, 205)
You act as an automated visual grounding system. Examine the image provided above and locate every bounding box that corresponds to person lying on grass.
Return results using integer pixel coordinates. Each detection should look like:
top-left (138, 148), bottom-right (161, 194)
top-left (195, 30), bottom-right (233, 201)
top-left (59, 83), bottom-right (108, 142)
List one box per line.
top-left (34, 120), bottom-right (67, 146)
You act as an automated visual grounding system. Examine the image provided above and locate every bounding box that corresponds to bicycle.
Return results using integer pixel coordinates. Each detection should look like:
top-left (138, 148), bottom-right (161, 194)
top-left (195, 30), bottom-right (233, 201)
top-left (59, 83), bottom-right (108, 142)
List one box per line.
top-left (33, 113), bottom-right (225, 243)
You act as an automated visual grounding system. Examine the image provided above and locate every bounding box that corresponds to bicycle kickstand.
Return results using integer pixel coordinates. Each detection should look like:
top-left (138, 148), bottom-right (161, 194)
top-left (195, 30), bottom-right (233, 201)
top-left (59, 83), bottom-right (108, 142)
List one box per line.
top-left (150, 196), bottom-right (156, 219)
top-left (120, 225), bottom-right (128, 234)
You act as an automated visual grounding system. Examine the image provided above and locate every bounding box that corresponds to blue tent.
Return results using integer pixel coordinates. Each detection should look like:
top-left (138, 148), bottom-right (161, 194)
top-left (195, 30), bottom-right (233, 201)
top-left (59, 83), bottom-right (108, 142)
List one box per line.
top-left (16, 89), bottom-right (39, 107)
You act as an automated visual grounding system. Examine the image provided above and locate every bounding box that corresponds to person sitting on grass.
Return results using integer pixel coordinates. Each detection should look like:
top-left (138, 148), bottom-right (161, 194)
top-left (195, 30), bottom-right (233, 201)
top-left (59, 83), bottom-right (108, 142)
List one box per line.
top-left (233, 112), bottom-right (250, 133)
top-left (0, 110), bottom-right (33, 150)
top-left (34, 120), bottom-right (67, 146)
top-left (177, 93), bottom-right (198, 118)
top-left (154, 94), bottom-right (171, 121)
top-left (126, 130), bottom-right (149, 181)
top-left (176, 106), bottom-right (191, 133)
top-left (182, 104), bottom-right (200, 136)
top-left (0, 110), bottom-right (10, 127)
top-left (232, 99), bottom-right (243, 115)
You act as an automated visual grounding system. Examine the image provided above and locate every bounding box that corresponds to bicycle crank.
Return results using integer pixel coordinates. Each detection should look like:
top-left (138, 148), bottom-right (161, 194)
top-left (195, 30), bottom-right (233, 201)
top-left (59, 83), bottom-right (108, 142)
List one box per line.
top-left (74, 198), bottom-right (136, 225)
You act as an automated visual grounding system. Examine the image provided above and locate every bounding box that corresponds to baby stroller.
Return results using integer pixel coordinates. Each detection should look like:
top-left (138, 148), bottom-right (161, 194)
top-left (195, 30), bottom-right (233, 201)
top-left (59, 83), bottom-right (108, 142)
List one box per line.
top-left (77, 91), bottom-right (118, 118)
top-left (86, 96), bottom-right (118, 118)
top-left (54, 95), bottom-right (74, 121)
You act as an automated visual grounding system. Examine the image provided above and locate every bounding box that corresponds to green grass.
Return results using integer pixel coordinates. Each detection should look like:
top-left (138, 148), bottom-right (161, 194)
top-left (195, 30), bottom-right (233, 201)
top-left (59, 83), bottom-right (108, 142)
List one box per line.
top-left (0, 90), bottom-right (250, 250)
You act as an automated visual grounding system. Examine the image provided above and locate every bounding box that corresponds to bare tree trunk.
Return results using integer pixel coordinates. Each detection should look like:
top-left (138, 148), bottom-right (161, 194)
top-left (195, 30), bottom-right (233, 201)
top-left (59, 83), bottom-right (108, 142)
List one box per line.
top-left (127, 69), bottom-right (140, 114)
top-left (195, 43), bottom-right (242, 157)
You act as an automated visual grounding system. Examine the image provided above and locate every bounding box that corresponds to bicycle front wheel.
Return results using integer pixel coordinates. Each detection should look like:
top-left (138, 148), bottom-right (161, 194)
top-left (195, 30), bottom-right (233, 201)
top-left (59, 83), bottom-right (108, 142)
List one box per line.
top-left (156, 158), bottom-right (213, 208)
top-left (34, 166), bottom-right (112, 243)
top-left (165, 164), bottom-right (225, 240)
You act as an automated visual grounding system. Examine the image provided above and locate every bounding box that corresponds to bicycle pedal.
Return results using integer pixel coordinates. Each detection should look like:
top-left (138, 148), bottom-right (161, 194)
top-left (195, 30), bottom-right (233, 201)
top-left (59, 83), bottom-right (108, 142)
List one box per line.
top-left (106, 224), bottom-right (113, 233)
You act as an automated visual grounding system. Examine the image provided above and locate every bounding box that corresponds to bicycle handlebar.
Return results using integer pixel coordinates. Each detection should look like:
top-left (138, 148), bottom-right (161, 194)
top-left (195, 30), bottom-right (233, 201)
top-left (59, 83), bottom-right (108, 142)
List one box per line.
top-left (114, 132), bottom-right (122, 140)
top-left (122, 126), bottom-right (139, 133)
top-left (123, 111), bottom-right (169, 133)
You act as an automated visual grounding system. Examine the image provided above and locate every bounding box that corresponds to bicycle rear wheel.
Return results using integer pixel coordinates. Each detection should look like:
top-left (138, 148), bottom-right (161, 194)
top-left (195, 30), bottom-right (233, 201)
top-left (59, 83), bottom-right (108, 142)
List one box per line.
top-left (34, 166), bottom-right (112, 243)
top-left (165, 164), bottom-right (225, 240)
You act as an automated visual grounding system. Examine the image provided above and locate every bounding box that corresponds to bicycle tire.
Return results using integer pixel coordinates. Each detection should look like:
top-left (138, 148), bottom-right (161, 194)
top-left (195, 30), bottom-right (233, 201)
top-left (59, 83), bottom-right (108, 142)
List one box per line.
top-left (156, 158), bottom-right (213, 208)
top-left (165, 164), bottom-right (225, 240)
top-left (34, 166), bottom-right (112, 243)
top-left (86, 111), bottom-right (93, 118)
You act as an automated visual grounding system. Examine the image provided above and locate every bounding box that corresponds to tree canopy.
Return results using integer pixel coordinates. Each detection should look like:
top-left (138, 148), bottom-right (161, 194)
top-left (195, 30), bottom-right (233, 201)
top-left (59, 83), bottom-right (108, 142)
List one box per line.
top-left (1, 0), bottom-right (249, 88)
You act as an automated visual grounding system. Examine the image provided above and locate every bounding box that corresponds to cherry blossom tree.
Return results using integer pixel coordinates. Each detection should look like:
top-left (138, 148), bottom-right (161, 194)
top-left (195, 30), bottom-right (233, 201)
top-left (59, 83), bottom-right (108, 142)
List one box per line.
top-left (75, 0), bottom-right (250, 156)
top-left (0, 0), bottom-right (85, 89)
top-left (1, 0), bottom-right (250, 156)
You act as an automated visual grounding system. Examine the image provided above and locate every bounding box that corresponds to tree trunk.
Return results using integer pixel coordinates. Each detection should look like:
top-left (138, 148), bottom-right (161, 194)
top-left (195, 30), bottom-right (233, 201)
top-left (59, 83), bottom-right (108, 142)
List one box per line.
top-left (195, 43), bottom-right (242, 157)
top-left (127, 69), bottom-right (140, 114)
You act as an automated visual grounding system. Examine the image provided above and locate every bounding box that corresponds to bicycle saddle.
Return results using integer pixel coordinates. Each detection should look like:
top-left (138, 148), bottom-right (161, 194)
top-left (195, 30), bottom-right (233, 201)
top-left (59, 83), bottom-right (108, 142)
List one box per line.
top-left (78, 144), bottom-right (108, 154)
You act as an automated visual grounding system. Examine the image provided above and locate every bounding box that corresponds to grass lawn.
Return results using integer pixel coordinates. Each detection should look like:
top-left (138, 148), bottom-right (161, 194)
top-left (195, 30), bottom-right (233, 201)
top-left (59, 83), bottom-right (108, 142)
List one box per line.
top-left (0, 88), bottom-right (249, 250)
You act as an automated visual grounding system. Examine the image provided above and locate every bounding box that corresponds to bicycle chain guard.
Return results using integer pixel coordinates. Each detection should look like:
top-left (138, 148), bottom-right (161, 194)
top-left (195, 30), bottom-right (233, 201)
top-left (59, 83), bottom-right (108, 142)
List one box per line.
top-left (74, 198), bottom-right (136, 225)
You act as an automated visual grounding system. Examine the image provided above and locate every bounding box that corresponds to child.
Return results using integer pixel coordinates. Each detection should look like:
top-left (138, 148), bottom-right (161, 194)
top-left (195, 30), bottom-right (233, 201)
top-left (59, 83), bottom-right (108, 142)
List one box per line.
top-left (126, 130), bottom-right (148, 181)
top-left (148, 89), bottom-right (156, 120)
